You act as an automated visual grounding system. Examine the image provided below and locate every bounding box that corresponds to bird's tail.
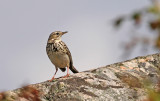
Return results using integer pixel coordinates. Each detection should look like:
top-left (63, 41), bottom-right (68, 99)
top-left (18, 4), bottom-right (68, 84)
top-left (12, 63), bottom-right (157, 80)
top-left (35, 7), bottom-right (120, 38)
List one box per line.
top-left (70, 65), bottom-right (79, 73)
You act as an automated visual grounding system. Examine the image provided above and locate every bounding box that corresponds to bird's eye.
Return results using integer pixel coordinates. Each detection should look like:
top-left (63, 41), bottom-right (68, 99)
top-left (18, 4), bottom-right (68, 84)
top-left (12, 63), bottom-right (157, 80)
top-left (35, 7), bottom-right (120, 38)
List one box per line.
top-left (56, 33), bottom-right (59, 35)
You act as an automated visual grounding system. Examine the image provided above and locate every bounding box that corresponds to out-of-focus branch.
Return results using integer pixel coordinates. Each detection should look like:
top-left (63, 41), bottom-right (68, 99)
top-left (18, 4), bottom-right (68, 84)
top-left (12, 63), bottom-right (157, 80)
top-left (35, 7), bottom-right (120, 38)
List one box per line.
top-left (113, 0), bottom-right (160, 57)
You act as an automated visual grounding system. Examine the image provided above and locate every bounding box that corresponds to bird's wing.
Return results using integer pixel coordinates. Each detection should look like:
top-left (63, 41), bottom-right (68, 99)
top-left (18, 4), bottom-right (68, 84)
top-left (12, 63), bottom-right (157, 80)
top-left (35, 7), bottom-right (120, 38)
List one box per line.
top-left (59, 41), bottom-right (73, 65)
top-left (60, 41), bottom-right (79, 73)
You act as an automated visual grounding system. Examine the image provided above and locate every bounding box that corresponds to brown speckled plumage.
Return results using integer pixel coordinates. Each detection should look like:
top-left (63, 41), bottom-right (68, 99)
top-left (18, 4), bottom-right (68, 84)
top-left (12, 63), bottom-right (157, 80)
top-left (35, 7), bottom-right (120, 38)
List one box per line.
top-left (46, 31), bottom-right (79, 81)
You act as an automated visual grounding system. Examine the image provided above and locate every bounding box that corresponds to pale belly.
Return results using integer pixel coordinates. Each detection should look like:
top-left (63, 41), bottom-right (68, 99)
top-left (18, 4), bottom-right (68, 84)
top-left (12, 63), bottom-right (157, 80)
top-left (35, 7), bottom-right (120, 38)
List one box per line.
top-left (48, 51), bottom-right (70, 68)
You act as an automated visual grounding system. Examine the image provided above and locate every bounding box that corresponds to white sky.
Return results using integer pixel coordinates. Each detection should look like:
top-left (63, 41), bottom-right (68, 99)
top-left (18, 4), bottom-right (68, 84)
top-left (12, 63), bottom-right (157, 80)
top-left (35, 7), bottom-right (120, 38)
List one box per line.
top-left (0, 0), bottom-right (154, 91)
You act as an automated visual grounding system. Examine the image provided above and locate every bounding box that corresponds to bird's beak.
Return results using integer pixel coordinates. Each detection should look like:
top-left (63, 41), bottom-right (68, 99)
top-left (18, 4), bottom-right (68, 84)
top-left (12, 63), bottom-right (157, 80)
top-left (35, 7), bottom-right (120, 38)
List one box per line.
top-left (62, 31), bottom-right (68, 35)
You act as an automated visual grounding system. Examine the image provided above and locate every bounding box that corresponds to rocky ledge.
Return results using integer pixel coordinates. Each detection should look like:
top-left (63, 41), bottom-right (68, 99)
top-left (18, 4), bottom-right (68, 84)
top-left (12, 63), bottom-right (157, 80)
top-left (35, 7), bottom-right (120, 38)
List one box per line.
top-left (1, 53), bottom-right (160, 101)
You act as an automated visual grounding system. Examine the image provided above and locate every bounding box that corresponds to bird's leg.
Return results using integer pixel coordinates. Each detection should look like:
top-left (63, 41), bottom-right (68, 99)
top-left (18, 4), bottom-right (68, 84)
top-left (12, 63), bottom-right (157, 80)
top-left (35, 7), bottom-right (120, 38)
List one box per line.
top-left (48, 67), bottom-right (58, 82)
top-left (63, 66), bottom-right (70, 78)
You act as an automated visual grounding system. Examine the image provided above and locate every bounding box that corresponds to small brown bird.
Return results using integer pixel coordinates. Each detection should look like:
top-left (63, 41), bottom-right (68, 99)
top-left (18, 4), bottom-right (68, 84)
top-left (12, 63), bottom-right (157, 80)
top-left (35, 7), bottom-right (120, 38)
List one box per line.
top-left (46, 31), bottom-right (79, 81)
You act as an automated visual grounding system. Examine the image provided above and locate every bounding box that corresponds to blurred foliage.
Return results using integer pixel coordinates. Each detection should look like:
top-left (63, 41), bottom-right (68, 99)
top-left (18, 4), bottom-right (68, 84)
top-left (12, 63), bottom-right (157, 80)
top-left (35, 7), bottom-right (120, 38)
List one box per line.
top-left (114, 17), bottom-right (124, 27)
top-left (143, 79), bottom-right (160, 101)
top-left (113, 1), bottom-right (160, 100)
top-left (0, 86), bottom-right (41, 101)
top-left (19, 86), bottom-right (41, 101)
top-left (113, 0), bottom-right (160, 56)
top-left (132, 12), bottom-right (142, 25)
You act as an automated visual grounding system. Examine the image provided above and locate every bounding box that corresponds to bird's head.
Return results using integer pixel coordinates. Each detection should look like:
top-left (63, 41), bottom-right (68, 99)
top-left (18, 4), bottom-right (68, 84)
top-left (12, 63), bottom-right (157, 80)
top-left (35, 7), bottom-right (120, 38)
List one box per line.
top-left (47, 31), bottom-right (68, 43)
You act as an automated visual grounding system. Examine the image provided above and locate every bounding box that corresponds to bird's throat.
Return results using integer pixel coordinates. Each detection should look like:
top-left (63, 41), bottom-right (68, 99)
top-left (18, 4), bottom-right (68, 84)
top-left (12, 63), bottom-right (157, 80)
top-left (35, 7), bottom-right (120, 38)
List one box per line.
top-left (48, 39), bottom-right (61, 43)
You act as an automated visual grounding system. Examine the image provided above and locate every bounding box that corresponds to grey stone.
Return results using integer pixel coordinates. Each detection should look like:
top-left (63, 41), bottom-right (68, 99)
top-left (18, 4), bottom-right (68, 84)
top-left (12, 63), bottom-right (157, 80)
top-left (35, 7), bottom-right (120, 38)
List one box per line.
top-left (1, 53), bottom-right (160, 101)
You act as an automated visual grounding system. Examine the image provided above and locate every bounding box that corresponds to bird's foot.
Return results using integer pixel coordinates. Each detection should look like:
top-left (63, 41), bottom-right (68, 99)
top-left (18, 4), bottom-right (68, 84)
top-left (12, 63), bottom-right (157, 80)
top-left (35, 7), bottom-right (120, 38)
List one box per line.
top-left (48, 77), bottom-right (55, 82)
top-left (63, 74), bottom-right (70, 78)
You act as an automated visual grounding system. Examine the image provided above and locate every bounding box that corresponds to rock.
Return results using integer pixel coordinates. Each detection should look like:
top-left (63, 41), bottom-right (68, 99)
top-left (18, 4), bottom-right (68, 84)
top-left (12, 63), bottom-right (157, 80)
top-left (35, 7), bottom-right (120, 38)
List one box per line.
top-left (1, 53), bottom-right (160, 101)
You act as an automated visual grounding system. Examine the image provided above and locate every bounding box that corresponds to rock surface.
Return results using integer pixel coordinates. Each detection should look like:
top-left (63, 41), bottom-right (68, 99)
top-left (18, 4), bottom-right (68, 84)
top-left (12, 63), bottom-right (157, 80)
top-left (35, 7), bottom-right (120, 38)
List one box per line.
top-left (1, 53), bottom-right (160, 101)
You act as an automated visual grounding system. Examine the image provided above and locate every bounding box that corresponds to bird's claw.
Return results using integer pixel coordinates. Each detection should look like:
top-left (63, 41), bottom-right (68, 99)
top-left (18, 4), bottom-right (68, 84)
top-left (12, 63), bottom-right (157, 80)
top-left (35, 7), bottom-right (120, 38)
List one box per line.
top-left (62, 74), bottom-right (70, 78)
top-left (48, 77), bottom-right (55, 82)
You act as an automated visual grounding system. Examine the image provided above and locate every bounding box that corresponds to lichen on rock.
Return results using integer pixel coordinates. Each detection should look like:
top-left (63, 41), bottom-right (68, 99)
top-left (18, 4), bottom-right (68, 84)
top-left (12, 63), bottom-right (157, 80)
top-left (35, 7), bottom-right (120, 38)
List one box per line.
top-left (1, 53), bottom-right (160, 101)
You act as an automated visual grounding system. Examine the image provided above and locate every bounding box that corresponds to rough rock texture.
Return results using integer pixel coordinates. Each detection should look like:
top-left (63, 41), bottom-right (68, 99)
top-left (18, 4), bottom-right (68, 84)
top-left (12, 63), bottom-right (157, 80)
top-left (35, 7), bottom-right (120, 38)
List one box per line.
top-left (1, 53), bottom-right (160, 101)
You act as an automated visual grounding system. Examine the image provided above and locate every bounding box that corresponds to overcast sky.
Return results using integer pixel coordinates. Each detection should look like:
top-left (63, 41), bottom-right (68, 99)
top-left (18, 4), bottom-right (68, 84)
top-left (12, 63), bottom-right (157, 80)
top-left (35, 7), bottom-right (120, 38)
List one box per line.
top-left (0, 0), bottom-right (155, 91)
